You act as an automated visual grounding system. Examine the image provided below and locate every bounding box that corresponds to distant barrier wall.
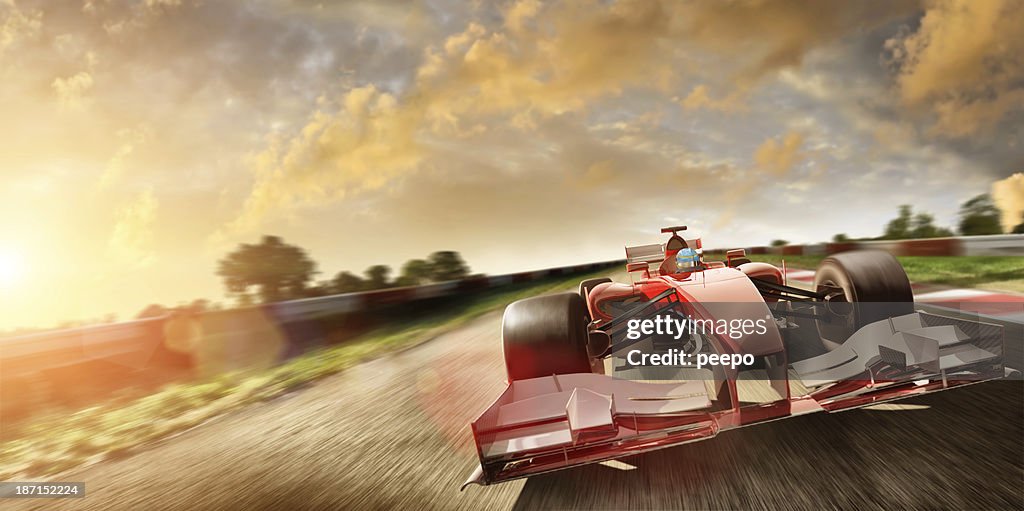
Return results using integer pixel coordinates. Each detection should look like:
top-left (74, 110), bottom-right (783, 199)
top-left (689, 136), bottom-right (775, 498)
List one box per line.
top-left (733, 234), bottom-right (1024, 257)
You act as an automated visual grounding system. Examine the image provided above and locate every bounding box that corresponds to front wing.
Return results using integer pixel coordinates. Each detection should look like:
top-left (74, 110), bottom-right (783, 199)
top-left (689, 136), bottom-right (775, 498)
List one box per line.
top-left (462, 310), bottom-right (1005, 489)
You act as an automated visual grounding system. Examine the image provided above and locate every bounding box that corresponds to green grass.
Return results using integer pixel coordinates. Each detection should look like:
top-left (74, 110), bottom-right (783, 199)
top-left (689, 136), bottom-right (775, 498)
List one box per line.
top-left (0, 268), bottom-right (615, 479)
top-left (747, 255), bottom-right (1024, 292)
top-left (744, 255), bottom-right (826, 270)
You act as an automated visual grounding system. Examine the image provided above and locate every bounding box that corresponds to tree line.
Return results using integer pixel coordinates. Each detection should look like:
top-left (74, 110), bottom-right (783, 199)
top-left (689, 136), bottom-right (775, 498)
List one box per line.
top-left (215, 236), bottom-right (472, 305)
top-left (876, 193), bottom-right (1014, 240)
top-left (771, 192), bottom-right (1021, 247)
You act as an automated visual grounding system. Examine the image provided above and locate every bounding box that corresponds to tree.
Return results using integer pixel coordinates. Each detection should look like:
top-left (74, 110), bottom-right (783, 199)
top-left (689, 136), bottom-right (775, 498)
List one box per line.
top-left (363, 264), bottom-right (392, 290)
top-left (426, 251), bottom-right (470, 281)
top-left (137, 304), bottom-right (168, 319)
top-left (883, 205), bottom-right (913, 239)
top-left (395, 258), bottom-right (430, 287)
top-left (958, 194), bottom-right (1003, 235)
top-left (302, 280), bottom-right (335, 298)
top-left (333, 271), bottom-right (365, 293)
top-left (909, 212), bottom-right (954, 239)
top-left (189, 299), bottom-right (211, 312)
top-left (832, 233), bottom-right (849, 243)
top-left (1013, 223), bottom-right (1024, 234)
top-left (881, 205), bottom-right (952, 239)
top-left (770, 239), bottom-right (788, 247)
top-left (216, 235), bottom-right (317, 303)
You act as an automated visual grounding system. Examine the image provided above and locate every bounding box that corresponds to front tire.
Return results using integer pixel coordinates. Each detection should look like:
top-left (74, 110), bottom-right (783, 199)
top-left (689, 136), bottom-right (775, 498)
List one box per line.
top-left (502, 292), bottom-right (593, 381)
top-left (814, 250), bottom-right (913, 348)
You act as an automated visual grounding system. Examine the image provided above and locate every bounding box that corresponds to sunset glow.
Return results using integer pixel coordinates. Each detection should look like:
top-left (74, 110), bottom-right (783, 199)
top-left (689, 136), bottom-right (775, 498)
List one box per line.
top-left (0, 1), bottom-right (1021, 330)
top-left (0, 249), bottom-right (26, 289)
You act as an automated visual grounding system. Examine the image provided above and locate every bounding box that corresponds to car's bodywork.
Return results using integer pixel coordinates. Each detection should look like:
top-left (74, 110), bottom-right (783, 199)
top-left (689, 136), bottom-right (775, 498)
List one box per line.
top-left (462, 228), bottom-right (1005, 489)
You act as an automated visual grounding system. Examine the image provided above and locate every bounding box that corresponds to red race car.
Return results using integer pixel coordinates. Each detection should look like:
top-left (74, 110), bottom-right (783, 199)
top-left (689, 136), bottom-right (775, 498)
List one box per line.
top-left (462, 226), bottom-right (1006, 489)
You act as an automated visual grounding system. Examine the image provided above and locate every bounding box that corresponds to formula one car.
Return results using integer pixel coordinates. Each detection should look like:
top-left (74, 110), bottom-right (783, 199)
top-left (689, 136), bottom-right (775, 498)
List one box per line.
top-left (462, 226), bottom-right (1006, 489)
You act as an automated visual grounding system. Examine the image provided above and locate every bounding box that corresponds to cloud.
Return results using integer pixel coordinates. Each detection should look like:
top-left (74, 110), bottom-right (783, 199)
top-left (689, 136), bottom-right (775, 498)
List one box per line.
top-left (754, 131), bottom-right (805, 175)
top-left (90, 0), bottom-right (187, 37)
top-left (992, 173), bottom-right (1024, 232)
top-left (229, 0), bottom-right (918, 234)
top-left (885, 0), bottom-right (1024, 137)
top-left (503, 0), bottom-right (541, 32)
top-left (0, 1), bottom-right (40, 54)
top-left (225, 84), bottom-right (422, 234)
top-left (52, 71), bottom-right (94, 111)
top-left (416, 1), bottom-right (686, 121)
top-left (677, 85), bottom-right (745, 113)
top-left (226, 1), bottom-right (690, 234)
top-left (99, 126), bottom-right (151, 190)
top-left (108, 188), bottom-right (159, 268)
top-left (681, 0), bottom-right (920, 83)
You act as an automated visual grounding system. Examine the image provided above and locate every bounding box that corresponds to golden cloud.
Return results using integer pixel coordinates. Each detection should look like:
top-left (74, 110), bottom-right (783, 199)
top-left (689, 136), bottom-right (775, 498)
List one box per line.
top-left (227, 1), bottom-right (687, 234)
top-left (886, 0), bottom-right (1024, 136)
top-left (91, 0), bottom-right (187, 37)
top-left (992, 173), bottom-right (1024, 232)
top-left (677, 85), bottom-right (745, 113)
top-left (1, 1), bottom-right (41, 54)
top-left (108, 188), bottom-right (159, 268)
top-left (683, 0), bottom-right (920, 83)
top-left (755, 131), bottom-right (805, 175)
top-left (52, 71), bottom-right (94, 111)
top-left (230, 0), bottom-right (911, 235)
top-left (226, 85), bottom-right (422, 234)
top-left (100, 126), bottom-right (151, 190)
top-left (503, 0), bottom-right (541, 33)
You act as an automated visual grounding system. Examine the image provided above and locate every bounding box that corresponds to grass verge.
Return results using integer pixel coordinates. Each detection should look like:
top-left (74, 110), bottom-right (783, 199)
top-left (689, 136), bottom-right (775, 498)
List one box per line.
top-left (747, 255), bottom-right (1024, 292)
top-left (0, 268), bottom-right (615, 479)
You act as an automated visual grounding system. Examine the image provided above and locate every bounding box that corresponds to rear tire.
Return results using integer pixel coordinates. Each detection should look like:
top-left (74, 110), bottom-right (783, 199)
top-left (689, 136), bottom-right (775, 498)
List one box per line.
top-left (814, 250), bottom-right (914, 348)
top-left (502, 293), bottom-right (593, 381)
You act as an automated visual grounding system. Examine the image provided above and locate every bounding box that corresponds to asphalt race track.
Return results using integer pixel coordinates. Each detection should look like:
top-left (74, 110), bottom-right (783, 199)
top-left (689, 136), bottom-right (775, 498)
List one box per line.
top-left (7, 286), bottom-right (1023, 510)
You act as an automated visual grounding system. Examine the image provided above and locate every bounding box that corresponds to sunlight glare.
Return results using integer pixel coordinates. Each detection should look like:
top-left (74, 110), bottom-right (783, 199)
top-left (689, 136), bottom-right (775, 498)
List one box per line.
top-left (0, 249), bottom-right (27, 289)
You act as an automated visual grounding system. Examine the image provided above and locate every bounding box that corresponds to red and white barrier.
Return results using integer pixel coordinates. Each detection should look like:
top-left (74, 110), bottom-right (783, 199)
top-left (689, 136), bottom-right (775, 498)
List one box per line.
top-left (736, 234), bottom-right (1024, 257)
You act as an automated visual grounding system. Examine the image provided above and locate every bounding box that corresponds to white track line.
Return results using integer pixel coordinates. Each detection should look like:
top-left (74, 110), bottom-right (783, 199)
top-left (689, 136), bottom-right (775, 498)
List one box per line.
top-left (913, 288), bottom-right (995, 301)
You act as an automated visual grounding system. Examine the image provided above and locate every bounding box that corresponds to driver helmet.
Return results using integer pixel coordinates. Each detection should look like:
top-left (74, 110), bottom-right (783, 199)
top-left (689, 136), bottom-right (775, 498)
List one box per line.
top-left (675, 247), bottom-right (700, 273)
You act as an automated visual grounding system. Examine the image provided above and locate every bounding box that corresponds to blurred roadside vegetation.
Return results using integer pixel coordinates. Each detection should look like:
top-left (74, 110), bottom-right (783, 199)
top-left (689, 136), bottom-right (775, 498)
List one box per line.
top-left (0, 267), bottom-right (614, 480)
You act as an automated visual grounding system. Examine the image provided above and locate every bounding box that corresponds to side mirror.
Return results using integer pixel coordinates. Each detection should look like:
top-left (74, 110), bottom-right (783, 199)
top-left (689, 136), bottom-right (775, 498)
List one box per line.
top-left (587, 330), bottom-right (611, 357)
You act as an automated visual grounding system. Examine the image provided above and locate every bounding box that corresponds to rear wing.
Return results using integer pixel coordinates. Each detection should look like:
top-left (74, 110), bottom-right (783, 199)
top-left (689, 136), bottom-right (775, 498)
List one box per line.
top-left (625, 243), bottom-right (665, 264)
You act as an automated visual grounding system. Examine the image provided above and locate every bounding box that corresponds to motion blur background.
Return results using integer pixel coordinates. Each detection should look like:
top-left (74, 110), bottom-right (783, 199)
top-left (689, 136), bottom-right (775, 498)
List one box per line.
top-left (0, 1), bottom-right (1022, 509)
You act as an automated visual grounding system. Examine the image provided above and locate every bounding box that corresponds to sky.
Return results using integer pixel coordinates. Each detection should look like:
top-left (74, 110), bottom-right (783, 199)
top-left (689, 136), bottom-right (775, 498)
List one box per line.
top-left (0, 0), bottom-right (1022, 330)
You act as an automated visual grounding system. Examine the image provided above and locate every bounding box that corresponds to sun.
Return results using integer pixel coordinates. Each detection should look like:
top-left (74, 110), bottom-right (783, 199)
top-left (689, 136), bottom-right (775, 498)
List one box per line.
top-left (0, 250), bottom-right (26, 289)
